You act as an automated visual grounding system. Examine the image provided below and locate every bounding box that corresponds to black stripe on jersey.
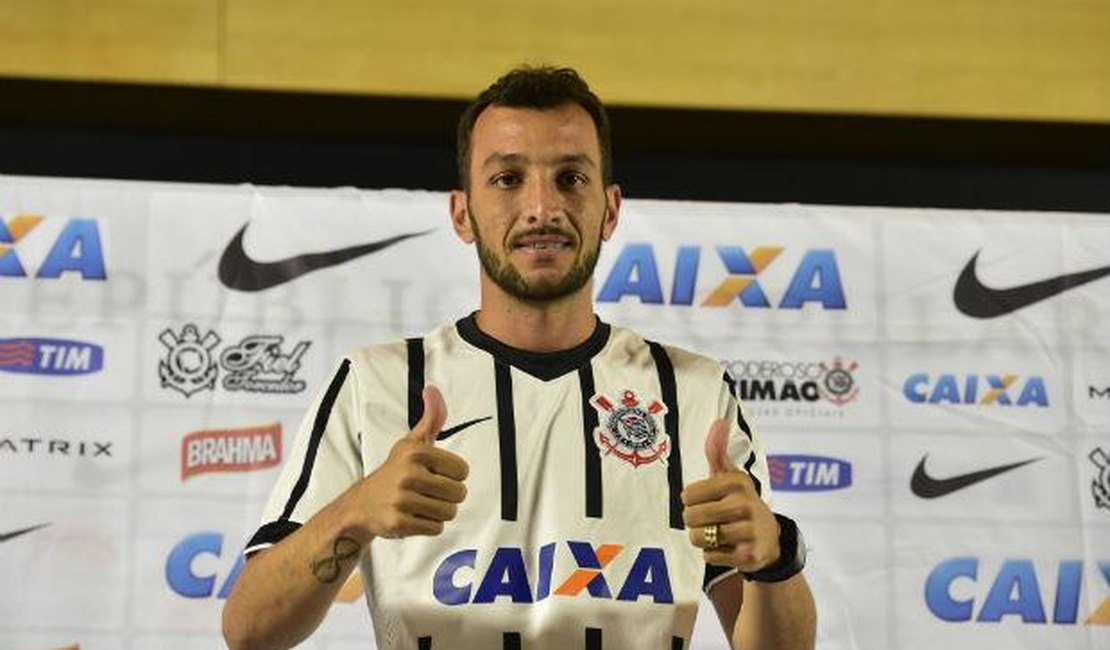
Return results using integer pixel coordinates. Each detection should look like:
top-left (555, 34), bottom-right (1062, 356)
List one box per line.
top-left (672, 636), bottom-right (686, 649)
top-left (744, 450), bottom-right (763, 496)
top-left (722, 371), bottom-right (753, 439)
top-left (495, 361), bottom-right (519, 521)
top-left (648, 341), bottom-right (684, 530)
top-left (244, 520), bottom-right (301, 555)
top-left (503, 632), bottom-right (522, 649)
top-left (703, 563), bottom-right (734, 592)
top-left (418, 637), bottom-right (431, 650)
top-left (585, 627), bottom-right (601, 650)
top-left (578, 363), bottom-right (603, 519)
top-left (280, 359), bottom-right (350, 521)
top-left (407, 337), bottom-right (425, 429)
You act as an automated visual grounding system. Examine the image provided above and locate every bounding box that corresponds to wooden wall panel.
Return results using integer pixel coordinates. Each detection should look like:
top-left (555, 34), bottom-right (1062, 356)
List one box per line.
top-left (1, 0), bottom-right (1106, 123)
top-left (0, 0), bottom-right (220, 84)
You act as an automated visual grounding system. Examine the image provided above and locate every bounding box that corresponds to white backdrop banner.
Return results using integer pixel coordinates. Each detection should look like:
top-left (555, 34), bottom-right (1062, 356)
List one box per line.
top-left (0, 175), bottom-right (1107, 650)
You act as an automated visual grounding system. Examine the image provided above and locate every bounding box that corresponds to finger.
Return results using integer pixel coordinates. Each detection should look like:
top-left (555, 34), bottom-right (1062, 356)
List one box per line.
top-left (688, 521), bottom-right (754, 549)
top-left (399, 514), bottom-right (446, 537)
top-left (415, 447), bottom-right (470, 481)
top-left (681, 476), bottom-right (736, 506)
top-left (408, 472), bottom-right (468, 504)
top-left (409, 385), bottom-right (448, 444)
top-left (400, 492), bottom-right (459, 523)
top-left (682, 500), bottom-right (751, 528)
top-left (704, 418), bottom-right (736, 476)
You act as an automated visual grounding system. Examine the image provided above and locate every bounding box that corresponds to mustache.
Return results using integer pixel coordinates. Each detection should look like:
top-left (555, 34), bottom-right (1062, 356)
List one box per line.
top-left (507, 225), bottom-right (579, 247)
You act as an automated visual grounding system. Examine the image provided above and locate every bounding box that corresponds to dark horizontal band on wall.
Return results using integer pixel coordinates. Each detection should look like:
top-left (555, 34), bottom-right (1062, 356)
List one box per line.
top-left (2, 76), bottom-right (1108, 167)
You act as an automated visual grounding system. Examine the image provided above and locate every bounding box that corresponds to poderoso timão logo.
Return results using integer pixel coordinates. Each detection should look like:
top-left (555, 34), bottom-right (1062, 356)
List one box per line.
top-left (723, 357), bottom-right (860, 420)
top-left (903, 373), bottom-right (1049, 407)
top-left (158, 324), bottom-right (310, 397)
top-left (0, 338), bottom-right (103, 376)
top-left (181, 423), bottom-right (282, 481)
top-left (597, 244), bottom-right (846, 309)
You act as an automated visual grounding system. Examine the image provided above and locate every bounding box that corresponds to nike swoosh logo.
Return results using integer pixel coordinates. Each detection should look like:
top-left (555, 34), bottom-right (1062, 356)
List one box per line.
top-left (953, 250), bottom-right (1110, 318)
top-left (911, 455), bottom-right (1041, 499)
top-left (437, 416), bottom-right (492, 441)
top-left (0, 522), bottom-right (50, 543)
top-left (219, 223), bottom-right (431, 292)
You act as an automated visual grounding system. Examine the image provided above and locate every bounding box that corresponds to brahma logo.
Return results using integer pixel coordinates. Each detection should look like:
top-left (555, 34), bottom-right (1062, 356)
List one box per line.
top-left (925, 557), bottom-right (1110, 625)
top-left (433, 542), bottom-right (673, 605)
top-left (181, 423), bottom-right (282, 481)
top-left (0, 338), bottom-right (103, 376)
top-left (768, 455), bottom-right (852, 491)
top-left (0, 215), bottom-right (106, 280)
top-left (166, 531), bottom-right (362, 601)
top-left (903, 373), bottom-right (1048, 407)
top-left (597, 244), bottom-right (846, 309)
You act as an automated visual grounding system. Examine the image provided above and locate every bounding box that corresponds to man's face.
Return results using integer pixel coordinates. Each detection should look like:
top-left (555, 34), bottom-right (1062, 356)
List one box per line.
top-left (451, 103), bottom-right (620, 303)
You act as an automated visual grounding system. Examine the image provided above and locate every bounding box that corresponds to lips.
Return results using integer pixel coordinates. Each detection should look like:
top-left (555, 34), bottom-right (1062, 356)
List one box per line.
top-left (511, 232), bottom-right (574, 251)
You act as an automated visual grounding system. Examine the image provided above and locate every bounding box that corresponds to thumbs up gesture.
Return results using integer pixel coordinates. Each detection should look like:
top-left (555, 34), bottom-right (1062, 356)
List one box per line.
top-left (681, 419), bottom-right (781, 572)
top-left (356, 385), bottom-right (469, 540)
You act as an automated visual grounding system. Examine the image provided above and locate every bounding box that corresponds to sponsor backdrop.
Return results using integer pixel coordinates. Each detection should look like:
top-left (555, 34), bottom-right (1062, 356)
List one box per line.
top-left (0, 174), bottom-right (1107, 650)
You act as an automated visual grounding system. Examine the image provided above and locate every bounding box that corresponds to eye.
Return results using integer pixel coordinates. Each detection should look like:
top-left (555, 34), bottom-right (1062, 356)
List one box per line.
top-left (558, 170), bottom-right (590, 188)
top-left (489, 171), bottom-right (522, 189)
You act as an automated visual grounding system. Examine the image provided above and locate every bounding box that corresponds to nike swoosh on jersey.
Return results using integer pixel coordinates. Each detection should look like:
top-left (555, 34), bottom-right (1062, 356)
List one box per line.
top-left (953, 251), bottom-right (1110, 318)
top-left (910, 455), bottom-right (1042, 499)
top-left (218, 224), bottom-right (431, 292)
top-left (437, 416), bottom-right (492, 441)
top-left (0, 522), bottom-right (50, 543)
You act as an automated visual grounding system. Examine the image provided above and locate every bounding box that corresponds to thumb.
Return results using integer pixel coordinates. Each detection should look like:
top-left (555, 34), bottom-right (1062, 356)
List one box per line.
top-left (409, 385), bottom-right (447, 444)
top-left (704, 418), bottom-right (737, 476)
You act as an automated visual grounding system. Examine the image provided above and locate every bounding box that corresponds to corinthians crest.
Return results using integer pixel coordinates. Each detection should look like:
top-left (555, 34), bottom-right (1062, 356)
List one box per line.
top-left (590, 389), bottom-right (669, 468)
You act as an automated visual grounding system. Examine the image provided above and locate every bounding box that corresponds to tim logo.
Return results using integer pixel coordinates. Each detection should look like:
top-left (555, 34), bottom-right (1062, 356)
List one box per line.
top-left (0, 338), bottom-right (103, 376)
top-left (433, 542), bottom-right (673, 606)
top-left (597, 244), bottom-right (846, 309)
top-left (769, 455), bottom-right (852, 491)
top-left (0, 215), bottom-right (106, 280)
top-left (926, 557), bottom-right (1110, 625)
top-left (903, 373), bottom-right (1048, 407)
top-left (181, 423), bottom-right (282, 481)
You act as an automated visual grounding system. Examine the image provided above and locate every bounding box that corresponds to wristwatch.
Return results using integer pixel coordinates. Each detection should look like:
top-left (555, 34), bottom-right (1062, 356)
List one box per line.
top-left (741, 513), bottom-right (806, 583)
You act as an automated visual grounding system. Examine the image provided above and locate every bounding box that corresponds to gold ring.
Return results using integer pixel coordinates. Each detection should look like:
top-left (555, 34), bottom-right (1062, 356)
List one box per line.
top-left (704, 524), bottom-right (720, 550)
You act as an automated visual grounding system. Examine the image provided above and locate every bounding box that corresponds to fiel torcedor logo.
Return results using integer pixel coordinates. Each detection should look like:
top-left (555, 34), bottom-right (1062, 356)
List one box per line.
top-left (158, 324), bottom-right (309, 398)
top-left (926, 556), bottom-right (1110, 625)
top-left (903, 373), bottom-right (1049, 407)
top-left (597, 244), bottom-right (846, 309)
top-left (181, 423), bottom-right (281, 481)
top-left (0, 338), bottom-right (103, 376)
top-left (0, 215), bottom-right (106, 280)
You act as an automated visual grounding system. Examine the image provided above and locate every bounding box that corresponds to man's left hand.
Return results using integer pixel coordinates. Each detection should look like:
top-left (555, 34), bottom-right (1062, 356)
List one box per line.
top-left (682, 419), bottom-right (781, 571)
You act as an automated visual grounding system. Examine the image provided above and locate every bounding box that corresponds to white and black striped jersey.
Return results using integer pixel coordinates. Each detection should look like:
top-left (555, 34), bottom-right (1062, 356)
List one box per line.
top-left (247, 314), bottom-right (771, 650)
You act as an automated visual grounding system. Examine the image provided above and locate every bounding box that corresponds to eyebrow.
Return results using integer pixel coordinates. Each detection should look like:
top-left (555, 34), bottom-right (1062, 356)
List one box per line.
top-left (480, 152), bottom-right (598, 170)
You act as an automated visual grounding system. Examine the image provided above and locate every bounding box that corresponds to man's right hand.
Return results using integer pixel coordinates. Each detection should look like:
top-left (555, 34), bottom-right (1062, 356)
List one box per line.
top-left (356, 385), bottom-right (469, 540)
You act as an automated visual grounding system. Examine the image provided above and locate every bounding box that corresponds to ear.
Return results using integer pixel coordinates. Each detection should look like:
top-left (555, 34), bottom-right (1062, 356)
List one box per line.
top-left (601, 184), bottom-right (622, 242)
top-left (449, 190), bottom-right (475, 243)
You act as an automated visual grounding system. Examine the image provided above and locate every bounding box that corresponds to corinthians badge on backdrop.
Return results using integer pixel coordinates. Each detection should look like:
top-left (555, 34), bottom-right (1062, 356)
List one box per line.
top-left (1091, 447), bottom-right (1110, 511)
top-left (158, 324), bottom-right (310, 397)
top-left (590, 389), bottom-right (669, 468)
top-left (159, 324), bottom-right (221, 397)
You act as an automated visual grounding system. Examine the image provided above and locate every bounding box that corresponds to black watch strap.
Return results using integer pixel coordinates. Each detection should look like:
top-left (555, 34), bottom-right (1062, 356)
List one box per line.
top-left (741, 513), bottom-right (806, 583)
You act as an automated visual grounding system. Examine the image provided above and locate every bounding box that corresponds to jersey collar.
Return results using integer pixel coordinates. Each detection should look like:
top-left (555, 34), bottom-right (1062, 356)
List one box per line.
top-left (456, 312), bottom-right (611, 381)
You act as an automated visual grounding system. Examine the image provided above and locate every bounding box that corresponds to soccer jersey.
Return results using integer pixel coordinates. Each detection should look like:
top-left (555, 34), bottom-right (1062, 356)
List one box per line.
top-left (247, 314), bottom-right (771, 649)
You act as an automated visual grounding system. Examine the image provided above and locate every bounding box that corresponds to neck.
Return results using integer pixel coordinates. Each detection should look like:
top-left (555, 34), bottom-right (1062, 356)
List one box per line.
top-left (475, 278), bottom-right (598, 352)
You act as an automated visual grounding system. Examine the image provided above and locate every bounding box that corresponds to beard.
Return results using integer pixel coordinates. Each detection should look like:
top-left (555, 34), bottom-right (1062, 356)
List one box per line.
top-left (468, 206), bottom-right (603, 303)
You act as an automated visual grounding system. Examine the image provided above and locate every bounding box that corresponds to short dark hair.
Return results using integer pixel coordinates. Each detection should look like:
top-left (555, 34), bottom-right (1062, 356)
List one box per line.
top-left (456, 65), bottom-right (613, 188)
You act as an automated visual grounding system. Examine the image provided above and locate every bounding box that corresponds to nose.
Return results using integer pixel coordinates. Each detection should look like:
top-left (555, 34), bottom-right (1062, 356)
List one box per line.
top-left (522, 178), bottom-right (565, 227)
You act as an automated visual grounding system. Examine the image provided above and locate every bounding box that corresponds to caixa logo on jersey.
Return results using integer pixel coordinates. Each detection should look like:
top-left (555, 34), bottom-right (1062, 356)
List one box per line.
top-left (0, 338), bottom-right (103, 376)
top-left (903, 373), bottom-right (1049, 407)
top-left (597, 244), bottom-right (846, 309)
top-left (433, 542), bottom-right (673, 606)
top-left (158, 324), bottom-right (310, 397)
top-left (769, 455), bottom-right (852, 492)
top-left (925, 557), bottom-right (1110, 625)
top-left (0, 215), bottom-right (106, 280)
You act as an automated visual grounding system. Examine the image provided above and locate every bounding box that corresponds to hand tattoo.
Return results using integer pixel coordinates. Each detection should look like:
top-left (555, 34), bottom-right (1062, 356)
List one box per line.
top-left (310, 536), bottom-right (361, 583)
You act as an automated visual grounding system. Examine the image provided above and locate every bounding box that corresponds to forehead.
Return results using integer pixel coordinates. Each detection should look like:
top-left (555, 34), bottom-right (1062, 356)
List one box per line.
top-left (470, 103), bottom-right (602, 166)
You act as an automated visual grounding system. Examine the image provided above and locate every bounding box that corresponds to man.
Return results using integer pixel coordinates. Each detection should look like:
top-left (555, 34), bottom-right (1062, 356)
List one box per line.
top-left (223, 66), bottom-right (816, 650)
